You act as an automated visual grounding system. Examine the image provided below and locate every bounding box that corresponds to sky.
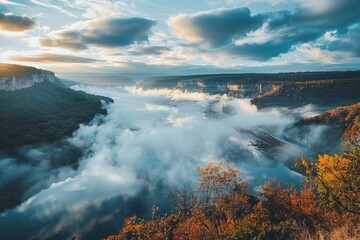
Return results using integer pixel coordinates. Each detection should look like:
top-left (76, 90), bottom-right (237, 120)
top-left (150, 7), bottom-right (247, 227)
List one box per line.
top-left (0, 0), bottom-right (359, 76)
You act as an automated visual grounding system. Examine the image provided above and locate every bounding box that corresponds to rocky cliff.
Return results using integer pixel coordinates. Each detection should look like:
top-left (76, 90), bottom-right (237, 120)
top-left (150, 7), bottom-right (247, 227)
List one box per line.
top-left (0, 63), bottom-right (63, 91)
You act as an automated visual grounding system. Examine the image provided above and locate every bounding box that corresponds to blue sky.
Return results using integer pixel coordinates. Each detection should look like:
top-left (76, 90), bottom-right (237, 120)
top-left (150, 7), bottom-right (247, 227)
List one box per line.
top-left (0, 0), bottom-right (359, 75)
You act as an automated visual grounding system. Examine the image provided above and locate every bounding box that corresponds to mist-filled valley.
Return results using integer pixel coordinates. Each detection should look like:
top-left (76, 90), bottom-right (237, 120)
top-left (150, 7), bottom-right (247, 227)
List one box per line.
top-left (0, 80), bottom-right (347, 240)
top-left (1, 0), bottom-right (360, 238)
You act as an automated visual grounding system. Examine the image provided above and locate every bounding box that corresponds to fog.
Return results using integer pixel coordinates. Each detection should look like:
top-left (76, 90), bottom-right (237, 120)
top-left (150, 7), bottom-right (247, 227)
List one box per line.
top-left (0, 85), bottom-right (330, 239)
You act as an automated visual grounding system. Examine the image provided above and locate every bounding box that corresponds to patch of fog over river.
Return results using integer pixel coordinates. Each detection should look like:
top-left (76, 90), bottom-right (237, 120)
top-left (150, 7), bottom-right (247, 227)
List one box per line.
top-left (0, 85), bottom-right (327, 240)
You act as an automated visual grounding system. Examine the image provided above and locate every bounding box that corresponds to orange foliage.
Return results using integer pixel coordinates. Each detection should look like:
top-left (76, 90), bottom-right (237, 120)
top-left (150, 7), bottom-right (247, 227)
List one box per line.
top-left (106, 154), bottom-right (359, 239)
top-left (298, 118), bottom-right (360, 215)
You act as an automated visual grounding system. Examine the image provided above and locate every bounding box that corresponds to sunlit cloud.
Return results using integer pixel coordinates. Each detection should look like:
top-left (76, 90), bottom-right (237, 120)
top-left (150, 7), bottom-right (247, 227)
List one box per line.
top-left (169, 8), bottom-right (263, 47)
top-left (39, 17), bottom-right (156, 51)
top-left (0, 13), bottom-right (36, 32)
top-left (168, 1), bottom-right (360, 61)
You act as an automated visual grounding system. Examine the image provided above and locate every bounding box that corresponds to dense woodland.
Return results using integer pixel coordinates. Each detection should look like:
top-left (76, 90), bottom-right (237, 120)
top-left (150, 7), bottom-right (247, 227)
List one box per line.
top-left (105, 117), bottom-right (360, 240)
top-left (0, 81), bottom-right (112, 151)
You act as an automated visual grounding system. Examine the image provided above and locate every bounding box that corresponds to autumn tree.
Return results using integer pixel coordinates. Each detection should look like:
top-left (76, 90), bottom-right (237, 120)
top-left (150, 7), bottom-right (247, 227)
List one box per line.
top-left (169, 162), bottom-right (252, 239)
top-left (106, 206), bottom-right (179, 240)
top-left (298, 120), bottom-right (360, 215)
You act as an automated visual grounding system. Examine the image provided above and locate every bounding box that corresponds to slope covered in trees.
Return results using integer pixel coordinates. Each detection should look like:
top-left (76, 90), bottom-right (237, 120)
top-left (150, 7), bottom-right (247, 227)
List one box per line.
top-left (0, 81), bottom-right (113, 151)
top-left (296, 102), bottom-right (360, 129)
top-left (282, 102), bottom-right (360, 155)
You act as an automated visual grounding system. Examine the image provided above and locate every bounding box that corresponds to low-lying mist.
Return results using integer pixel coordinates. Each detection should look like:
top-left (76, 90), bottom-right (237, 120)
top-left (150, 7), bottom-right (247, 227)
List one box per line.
top-left (0, 85), bottom-right (332, 240)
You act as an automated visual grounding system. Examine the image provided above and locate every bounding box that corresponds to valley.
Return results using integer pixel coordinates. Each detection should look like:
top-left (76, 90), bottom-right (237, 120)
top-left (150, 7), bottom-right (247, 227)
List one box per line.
top-left (0, 65), bottom-right (359, 240)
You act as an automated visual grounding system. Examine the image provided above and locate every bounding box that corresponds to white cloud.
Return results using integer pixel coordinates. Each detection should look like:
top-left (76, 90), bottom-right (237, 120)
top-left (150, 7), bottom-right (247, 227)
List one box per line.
top-left (168, 14), bottom-right (203, 43)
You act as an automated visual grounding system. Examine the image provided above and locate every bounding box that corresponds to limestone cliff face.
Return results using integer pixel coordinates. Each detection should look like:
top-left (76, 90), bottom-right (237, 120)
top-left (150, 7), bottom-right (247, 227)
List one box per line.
top-left (0, 63), bottom-right (63, 91)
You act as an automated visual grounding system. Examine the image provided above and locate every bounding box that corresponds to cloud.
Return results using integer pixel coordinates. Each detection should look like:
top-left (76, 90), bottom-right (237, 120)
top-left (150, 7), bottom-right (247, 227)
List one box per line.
top-left (168, 1), bottom-right (360, 61)
top-left (0, 0), bottom-right (22, 5)
top-left (169, 8), bottom-right (264, 47)
top-left (128, 46), bottom-right (170, 56)
top-left (325, 25), bottom-right (360, 57)
top-left (228, 25), bottom-right (321, 61)
top-left (40, 17), bottom-right (156, 51)
top-left (39, 38), bottom-right (88, 51)
top-left (300, 24), bottom-right (360, 63)
top-left (0, 13), bottom-right (36, 32)
top-left (10, 53), bottom-right (99, 63)
top-left (295, 0), bottom-right (360, 30)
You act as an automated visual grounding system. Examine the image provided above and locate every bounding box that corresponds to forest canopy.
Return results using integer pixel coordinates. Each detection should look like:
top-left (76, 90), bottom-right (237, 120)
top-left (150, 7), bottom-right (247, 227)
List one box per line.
top-left (0, 81), bottom-right (112, 151)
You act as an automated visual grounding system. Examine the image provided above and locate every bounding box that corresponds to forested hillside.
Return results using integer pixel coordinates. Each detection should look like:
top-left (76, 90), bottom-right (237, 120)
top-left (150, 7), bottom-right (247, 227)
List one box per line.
top-left (296, 102), bottom-right (360, 129)
top-left (0, 81), bottom-right (112, 151)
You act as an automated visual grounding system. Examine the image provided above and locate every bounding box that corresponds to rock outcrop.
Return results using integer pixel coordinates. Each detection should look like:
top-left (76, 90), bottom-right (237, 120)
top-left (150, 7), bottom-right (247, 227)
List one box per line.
top-left (0, 63), bottom-right (63, 91)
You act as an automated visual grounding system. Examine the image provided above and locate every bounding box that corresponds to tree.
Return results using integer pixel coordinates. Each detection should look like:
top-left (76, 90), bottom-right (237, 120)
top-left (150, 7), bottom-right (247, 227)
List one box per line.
top-left (170, 162), bottom-right (251, 239)
top-left (298, 120), bottom-right (360, 214)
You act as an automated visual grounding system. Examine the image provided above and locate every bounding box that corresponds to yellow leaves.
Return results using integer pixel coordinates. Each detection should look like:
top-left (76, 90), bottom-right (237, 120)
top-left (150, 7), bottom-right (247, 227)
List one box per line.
top-left (197, 161), bottom-right (248, 203)
top-left (300, 121), bottom-right (360, 215)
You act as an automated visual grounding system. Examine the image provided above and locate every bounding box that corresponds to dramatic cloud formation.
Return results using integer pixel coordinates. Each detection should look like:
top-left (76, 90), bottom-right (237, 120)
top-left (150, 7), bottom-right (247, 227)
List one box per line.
top-left (10, 53), bottom-right (99, 63)
top-left (169, 8), bottom-right (264, 47)
top-left (169, 0), bottom-right (360, 61)
top-left (40, 17), bottom-right (156, 51)
top-left (1, 0), bottom-right (360, 74)
top-left (0, 13), bottom-right (35, 32)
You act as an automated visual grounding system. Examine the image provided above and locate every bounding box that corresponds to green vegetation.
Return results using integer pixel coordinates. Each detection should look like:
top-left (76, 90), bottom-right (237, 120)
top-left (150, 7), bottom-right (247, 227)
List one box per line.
top-left (0, 81), bottom-right (112, 151)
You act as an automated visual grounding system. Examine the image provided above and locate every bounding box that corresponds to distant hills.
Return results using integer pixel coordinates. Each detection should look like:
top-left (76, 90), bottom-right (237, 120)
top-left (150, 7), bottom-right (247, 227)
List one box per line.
top-left (149, 71), bottom-right (360, 109)
top-left (0, 64), bottom-right (113, 151)
top-left (251, 79), bottom-right (360, 109)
